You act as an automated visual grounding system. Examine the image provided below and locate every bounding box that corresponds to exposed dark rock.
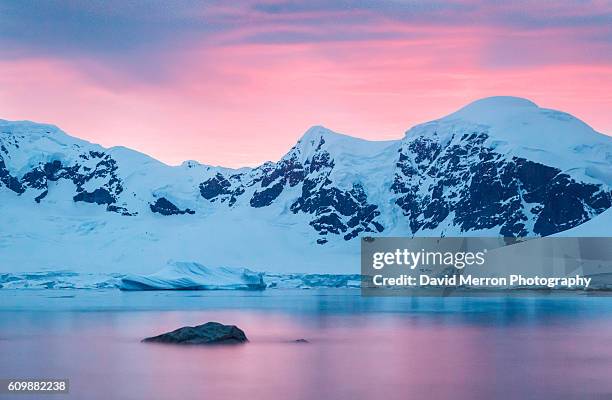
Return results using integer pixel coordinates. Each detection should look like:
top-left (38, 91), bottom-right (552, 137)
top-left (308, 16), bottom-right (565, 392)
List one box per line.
top-left (73, 188), bottom-right (115, 205)
top-left (293, 179), bottom-right (383, 242)
top-left (199, 173), bottom-right (244, 206)
top-left (199, 173), bottom-right (233, 199)
top-left (11, 150), bottom-right (125, 212)
top-left (107, 204), bottom-right (137, 216)
top-left (143, 322), bottom-right (248, 345)
top-left (34, 190), bottom-right (48, 203)
top-left (0, 158), bottom-right (24, 194)
top-left (249, 152), bottom-right (306, 207)
top-left (259, 153), bottom-right (305, 188)
top-left (308, 149), bottom-right (334, 172)
top-left (149, 197), bottom-right (195, 215)
top-left (250, 181), bottom-right (284, 207)
top-left (3, 119), bottom-right (611, 241)
top-left (393, 131), bottom-right (612, 236)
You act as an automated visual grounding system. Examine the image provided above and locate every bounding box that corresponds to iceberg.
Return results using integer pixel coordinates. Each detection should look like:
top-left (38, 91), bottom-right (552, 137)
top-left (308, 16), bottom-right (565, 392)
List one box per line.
top-left (119, 261), bottom-right (266, 291)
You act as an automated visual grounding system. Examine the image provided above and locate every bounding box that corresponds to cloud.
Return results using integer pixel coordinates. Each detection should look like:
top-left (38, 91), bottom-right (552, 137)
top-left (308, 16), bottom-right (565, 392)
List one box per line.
top-left (0, 0), bottom-right (610, 167)
top-left (1, 0), bottom-right (610, 91)
top-left (1, 0), bottom-right (610, 60)
top-left (0, 0), bottom-right (225, 82)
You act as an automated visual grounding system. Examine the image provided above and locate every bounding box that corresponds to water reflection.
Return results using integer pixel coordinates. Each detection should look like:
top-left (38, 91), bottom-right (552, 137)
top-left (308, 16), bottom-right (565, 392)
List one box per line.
top-left (1, 290), bottom-right (612, 399)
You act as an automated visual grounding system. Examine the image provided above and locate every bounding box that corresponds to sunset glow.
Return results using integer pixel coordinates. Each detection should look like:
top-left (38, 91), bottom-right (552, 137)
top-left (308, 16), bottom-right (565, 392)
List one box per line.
top-left (1, 0), bottom-right (611, 167)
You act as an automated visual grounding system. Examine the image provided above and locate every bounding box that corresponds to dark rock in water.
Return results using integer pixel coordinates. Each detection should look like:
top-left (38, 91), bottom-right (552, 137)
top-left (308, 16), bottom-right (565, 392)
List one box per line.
top-left (293, 338), bottom-right (309, 343)
top-left (142, 322), bottom-right (248, 345)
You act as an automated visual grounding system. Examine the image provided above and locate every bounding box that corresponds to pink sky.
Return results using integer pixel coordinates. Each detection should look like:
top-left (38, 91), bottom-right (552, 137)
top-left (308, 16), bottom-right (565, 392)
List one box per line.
top-left (0, 1), bottom-right (611, 167)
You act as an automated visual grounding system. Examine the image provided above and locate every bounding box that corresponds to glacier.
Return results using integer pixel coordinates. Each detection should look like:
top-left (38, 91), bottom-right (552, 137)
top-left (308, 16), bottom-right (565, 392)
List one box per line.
top-left (0, 267), bottom-right (363, 290)
top-left (0, 270), bottom-right (123, 289)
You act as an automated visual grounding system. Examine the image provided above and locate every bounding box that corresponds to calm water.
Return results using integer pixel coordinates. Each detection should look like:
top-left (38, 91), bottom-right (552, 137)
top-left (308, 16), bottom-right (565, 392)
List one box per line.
top-left (1, 290), bottom-right (612, 400)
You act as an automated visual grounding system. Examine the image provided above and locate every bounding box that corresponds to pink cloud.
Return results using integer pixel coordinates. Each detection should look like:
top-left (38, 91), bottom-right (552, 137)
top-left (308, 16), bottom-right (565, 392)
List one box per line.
top-left (1, 23), bottom-right (611, 167)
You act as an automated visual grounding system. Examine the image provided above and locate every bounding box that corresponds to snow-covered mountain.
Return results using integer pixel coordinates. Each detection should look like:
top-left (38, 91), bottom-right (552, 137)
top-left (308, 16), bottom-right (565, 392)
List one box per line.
top-left (556, 208), bottom-right (612, 237)
top-left (1, 96), bottom-right (611, 274)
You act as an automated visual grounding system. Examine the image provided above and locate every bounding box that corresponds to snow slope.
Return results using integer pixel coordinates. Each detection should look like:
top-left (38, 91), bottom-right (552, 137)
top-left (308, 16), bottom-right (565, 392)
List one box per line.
top-left (1, 97), bottom-right (611, 276)
top-left (555, 207), bottom-right (612, 236)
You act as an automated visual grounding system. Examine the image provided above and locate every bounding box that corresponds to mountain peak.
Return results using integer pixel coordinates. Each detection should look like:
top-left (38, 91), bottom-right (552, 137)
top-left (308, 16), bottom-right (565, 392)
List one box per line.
top-left (293, 125), bottom-right (399, 160)
top-left (1, 119), bottom-right (66, 140)
top-left (446, 96), bottom-right (539, 122)
top-left (295, 125), bottom-right (355, 152)
top-left (438, 95), bottom-right (603, 141)
top-left (298, 125), bottom-right (344, 142)
top-left (465, 96), bottom-right (537, 109)
top-left (297, 125), bottom-right (398, 146)
top-left (403, 96), bottom-right (611, 174)
top-left (181, 160), bottom-right (202, 168)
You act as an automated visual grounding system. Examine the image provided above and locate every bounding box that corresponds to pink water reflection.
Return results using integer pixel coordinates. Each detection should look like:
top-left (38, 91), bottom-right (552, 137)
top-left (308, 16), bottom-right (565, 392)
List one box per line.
top-left (3, 308), bottom-right (612, 400)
